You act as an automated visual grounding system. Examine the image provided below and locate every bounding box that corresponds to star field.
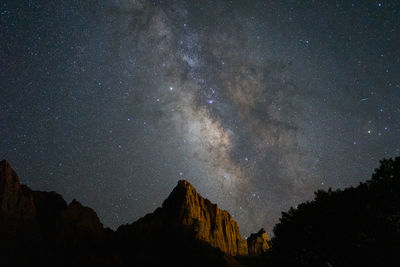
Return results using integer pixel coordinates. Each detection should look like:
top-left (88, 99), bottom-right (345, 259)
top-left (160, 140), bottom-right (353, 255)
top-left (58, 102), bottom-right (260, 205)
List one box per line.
top-left (1, 0), bottom-right (399, 236)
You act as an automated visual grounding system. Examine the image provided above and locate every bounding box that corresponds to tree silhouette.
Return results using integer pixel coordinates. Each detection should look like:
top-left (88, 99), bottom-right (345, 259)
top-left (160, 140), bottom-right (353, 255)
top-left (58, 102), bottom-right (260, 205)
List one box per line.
top-left (269, 157), bottom-right (400, 267)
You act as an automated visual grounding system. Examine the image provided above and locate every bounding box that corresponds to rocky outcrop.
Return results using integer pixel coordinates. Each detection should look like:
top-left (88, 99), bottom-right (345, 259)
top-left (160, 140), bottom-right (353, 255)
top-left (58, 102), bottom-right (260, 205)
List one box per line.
top-left (0, 160), bottom-right (112, 266)
top-left (0, 160), bottom-right (40, 243)
top-left (0, 160), bottom-right (36, 219)
top-left (247, 228), bottom-right (270, 256)
top-left (164, 180), bottom-right (248, 256)
top-left (58, 199), bottom-right (104, 243)
top-left (118, 180), bottom-right (248, 257)
top-left (1, 161), bottom-right (261, 266)
top-left (0, 160), bottom-right (104, 243)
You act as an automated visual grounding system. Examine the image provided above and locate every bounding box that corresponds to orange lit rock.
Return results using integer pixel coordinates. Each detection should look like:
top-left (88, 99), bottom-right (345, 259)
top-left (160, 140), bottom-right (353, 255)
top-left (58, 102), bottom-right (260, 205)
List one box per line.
top-left (163, 180), bottom-right (248, 256)
top-left (118, 180), bottom-right (249, 256)
top-left (247, 228), bottom-right (270, 256)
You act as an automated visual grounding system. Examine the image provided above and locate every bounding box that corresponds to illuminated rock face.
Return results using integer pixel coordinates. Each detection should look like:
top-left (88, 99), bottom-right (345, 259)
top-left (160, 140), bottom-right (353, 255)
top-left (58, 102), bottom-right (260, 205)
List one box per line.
top-left (118, 180), bottom-right (249, 256)
top-left (1, 161), bottom-right (262, 265)
top-left (162, 180), bottom-right (249, 256)
top-left (247, 228), bottom-right (270, 256)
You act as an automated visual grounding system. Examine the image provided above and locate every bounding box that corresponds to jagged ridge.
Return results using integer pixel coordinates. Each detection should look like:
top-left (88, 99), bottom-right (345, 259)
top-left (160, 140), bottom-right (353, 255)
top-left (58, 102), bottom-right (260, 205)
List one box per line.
top-left (118, 180), bottom-right (248, 256)
top-left (0, 160), bottom-right (111, 266)
top-left (0, 160), bottom-right (268, 266)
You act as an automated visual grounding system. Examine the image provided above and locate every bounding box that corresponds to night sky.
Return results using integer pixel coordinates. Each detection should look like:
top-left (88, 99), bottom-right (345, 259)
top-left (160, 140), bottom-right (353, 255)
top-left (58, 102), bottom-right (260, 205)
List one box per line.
top-left (1, 0), bottom-right (399, 236)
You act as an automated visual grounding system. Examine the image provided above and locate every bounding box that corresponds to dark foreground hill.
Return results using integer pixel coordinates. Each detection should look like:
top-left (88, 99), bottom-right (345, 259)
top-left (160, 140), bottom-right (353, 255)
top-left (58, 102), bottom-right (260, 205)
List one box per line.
top-left (0, 160), bottom-right (268, 266)
top-left (268, 157), bottom-right (400, 266)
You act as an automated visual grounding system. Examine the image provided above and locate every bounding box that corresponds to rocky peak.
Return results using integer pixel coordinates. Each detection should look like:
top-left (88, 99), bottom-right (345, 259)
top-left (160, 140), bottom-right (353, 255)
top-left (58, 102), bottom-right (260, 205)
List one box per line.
top-left (0, 160), bottom-right (18, 189)
top-left (159, 180), bottom-right (248, 256)
top-left (0, 160), bottom-right (36, 220)
top-left (162, 180), bottom-right (197, 209)
top-left (60, 199), bottom-right (104, 240)
top-left (2, 162), bottom-right (268, 265)
top-left (247, 228), bottom-right (270, 256)
top-left (0, 160), bottom-right (21, 201)
top-left (0, 160), bottom-right (104, 244)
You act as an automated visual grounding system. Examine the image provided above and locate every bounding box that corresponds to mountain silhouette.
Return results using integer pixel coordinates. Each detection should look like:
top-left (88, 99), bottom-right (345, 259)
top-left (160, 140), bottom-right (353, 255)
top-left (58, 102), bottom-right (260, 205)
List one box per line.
top-left (0, 160), bottom-right (267, 266)
top-left (116, 179), bottom-right (248, 255)
top-left (2, 157), bottom-right (399, 266)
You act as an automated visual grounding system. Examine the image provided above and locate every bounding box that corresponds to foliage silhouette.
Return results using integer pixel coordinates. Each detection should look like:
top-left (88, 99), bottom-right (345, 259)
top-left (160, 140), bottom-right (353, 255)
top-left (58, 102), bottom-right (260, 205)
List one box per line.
top-left (269, 157), bottom-right (400, 266)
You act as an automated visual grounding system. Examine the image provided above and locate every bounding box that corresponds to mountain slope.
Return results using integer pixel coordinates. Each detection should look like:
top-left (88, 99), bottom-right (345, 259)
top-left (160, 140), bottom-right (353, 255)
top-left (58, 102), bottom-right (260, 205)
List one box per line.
top-left (117, 180), bottom-right (248, 256)
top-left (0, 160), bottom-right (265, 266)
top-left (0, 160), bottom-right (117, 266)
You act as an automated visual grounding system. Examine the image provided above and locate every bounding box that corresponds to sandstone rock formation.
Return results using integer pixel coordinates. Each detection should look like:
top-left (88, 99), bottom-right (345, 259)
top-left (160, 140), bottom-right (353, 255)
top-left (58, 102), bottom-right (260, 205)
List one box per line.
top-left (0, 160), bottom-right (104, 243)
top-left (247, 228), bottom-right (270, 256)
top-left (1, 160), bottom-right (265, 266)
top-left (118, 180), bottom-right (248, 256)
top-left (0, 160), bottom-right (36, 218)
top-left (0, 160), bottom-right (111, 266)
top-left (57, 199), bottom-right (104, 243)
top-left (0, 160), bottom-right (39, 242)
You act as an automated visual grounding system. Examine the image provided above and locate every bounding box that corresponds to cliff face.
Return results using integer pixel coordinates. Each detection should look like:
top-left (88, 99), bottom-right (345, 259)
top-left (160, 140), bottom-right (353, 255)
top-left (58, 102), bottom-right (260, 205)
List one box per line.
top-left (0, 160), bottom-right (110, 265)
top-left (57, 199), bottom-right (104, 244)
top-left (0, 160), bottom-right (103, 243)
top-left (247, 228), bottom-right (270, 256)
top-left (1, 160), bottom-right (266, 266)
top-left (0, 160), bottom-right (39, 241)
top-left (162, 180), bottom-right (248, 256)
top-left (117, 180), bottom-right (248, 256)
top-left (0, 160), bottom-right (35, 218)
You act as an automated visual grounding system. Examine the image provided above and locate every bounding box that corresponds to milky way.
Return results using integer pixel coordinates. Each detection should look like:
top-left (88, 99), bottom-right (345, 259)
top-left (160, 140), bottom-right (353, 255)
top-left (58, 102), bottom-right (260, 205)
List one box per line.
top-left (1, 0), bottom-right (399, 235)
